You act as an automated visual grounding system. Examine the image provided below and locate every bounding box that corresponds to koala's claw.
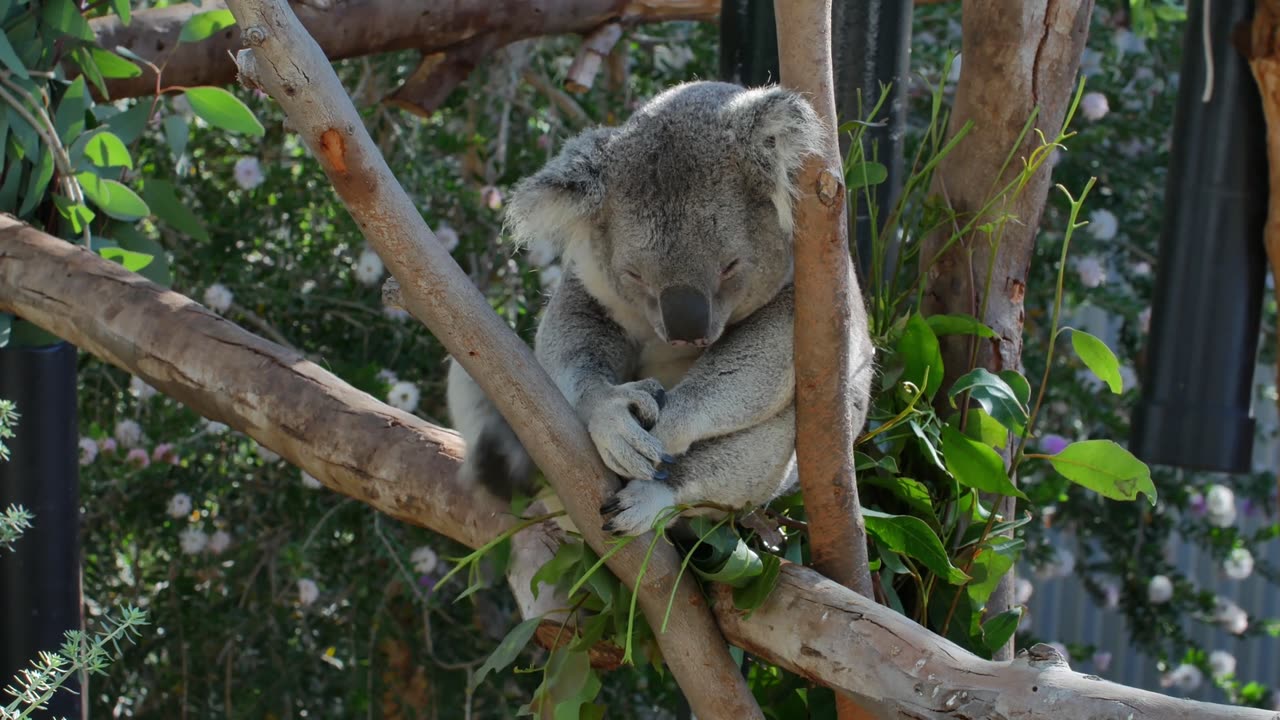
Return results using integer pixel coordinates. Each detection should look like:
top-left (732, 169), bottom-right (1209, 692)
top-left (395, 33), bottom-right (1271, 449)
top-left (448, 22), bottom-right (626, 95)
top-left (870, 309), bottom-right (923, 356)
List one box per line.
top-left (599, 481), bottom-right (678, 537)
top-left (587, 379), bottom-right (671, 480)
top-left (660, 453), bottom-right (677, 465)
top-left (600, 495), bottom-right (622, 517)
top-left (652, 468), bottom-right (669, 481)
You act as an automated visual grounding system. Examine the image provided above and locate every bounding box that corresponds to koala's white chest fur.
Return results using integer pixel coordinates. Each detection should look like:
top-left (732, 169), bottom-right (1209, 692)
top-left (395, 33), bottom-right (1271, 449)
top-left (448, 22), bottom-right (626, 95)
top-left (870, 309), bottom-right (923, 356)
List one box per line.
top-left (638, 341), bottom-right (703, 389)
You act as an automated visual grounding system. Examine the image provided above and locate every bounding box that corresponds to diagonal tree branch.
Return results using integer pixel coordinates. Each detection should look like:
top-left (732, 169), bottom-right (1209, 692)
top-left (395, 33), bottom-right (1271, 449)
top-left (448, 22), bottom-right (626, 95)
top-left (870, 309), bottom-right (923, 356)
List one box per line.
top-left (1, 216), bottom-right (1274, 720)
top-left (217, 1), bottom-right (762, 716)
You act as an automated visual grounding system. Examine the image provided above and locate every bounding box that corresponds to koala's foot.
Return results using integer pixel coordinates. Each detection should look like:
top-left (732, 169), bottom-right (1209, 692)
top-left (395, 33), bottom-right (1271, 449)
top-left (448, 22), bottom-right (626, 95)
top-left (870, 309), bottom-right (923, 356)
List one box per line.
top-left (586, 379), bottom-right (676, 481)
top-left (600, 480), bottom-right (677, 536)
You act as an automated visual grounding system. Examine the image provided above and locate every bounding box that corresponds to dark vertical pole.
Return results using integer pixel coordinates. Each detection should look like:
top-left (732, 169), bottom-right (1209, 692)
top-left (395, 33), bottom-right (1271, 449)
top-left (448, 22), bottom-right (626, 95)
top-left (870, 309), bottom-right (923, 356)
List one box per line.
top-left (832, 1), bottom-right (913, 280)
top-left (1130, 0), bottom-right (1268, 473)
top-left (719, 0), bottom-right (780, 88)
top-left (0, 325), bottom-right (82, 718)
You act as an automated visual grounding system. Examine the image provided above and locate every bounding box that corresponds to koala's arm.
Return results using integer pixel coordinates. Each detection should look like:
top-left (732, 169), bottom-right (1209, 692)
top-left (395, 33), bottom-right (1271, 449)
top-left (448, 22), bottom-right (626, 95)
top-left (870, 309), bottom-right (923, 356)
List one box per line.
top-left (653, 284), bottom-right (795, 456)
top-left (535, 272), bottom-right (637, 408)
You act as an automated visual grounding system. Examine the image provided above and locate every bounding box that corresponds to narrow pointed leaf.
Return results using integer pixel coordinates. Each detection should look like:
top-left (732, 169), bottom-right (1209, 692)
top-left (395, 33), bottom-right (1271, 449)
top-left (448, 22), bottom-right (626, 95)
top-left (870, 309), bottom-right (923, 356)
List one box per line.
top-left (1042, 439), bottom-right (1156, 505)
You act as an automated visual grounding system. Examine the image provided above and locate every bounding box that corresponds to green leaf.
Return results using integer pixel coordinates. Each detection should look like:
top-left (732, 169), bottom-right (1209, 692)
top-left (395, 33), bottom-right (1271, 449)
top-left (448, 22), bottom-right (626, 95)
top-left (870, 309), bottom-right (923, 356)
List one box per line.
top-left (178, 9), bottom-right (236, 43)
top-left (898, 313), bottom-right (944, 398)
top-left (53, 196), bottom-right (95, 234)
top-left (7, 105), bottom-right (40, 159)
top-left (998, 370), bottom-right (1032, 407)
top-left (78, 172), bottom-right (150, 220)
top-left (105, 102), bottom-right (152, 145)
top-left (53, 77), bottom-right (88, 140)
top-left (964, 538), bottom-right (1019, 607)
top-left (87, 47), bottom-right (141, 79)
top-left (75, 130), bottom-right (133, 169)
top-left (1070, 329), bottom-right (1123, 394)
top-left (183, 87), bottom-right (265, 137)
top-left (17, 146), bottom-right (52, 217)
top-left (0, 154), bottom-right (24, 210)
top-left (41, 0), bottom-right (95, 41)
top-left (98, 246), bottom-right (155, 272)
top-left (106, 221), bottom-right (171, 287)
top-left (861, 475), bottom-right (935, 520)
top-left (1042, 439), bottom-right (1157, 505)
top-left (949, 368), bottom-right (1027, 435)
top-left (732, 553), bottom-right (782, 613)
top-left (863, 509), bottom-right (969, 584)
top-left (72, 46), bottom-right (108, 99)
top-left (927, 313), bottom-right (996, 338)
top-left (141, 180), bottom-right (209, 241)
top-left (110, 0), bottom-right (131, 25)
top-left (981, 608), bottom-right (1022, 654)
top-left (470, 617), bottom-right (540, 691)
top-left (687, 519), bottom-right (764, 586)
top-left (163, 115), bottom-right (189, 159)
top-left (940, 425), bottom-right (1026, 499)
top-left (847, 160), bottom-right (888, 190)
top-left (0, 29), bottom-right (27, 76)
top-left (530, 541), bottom-right (582, 599)
top-left (963, 408), bottom-right (1009, 448)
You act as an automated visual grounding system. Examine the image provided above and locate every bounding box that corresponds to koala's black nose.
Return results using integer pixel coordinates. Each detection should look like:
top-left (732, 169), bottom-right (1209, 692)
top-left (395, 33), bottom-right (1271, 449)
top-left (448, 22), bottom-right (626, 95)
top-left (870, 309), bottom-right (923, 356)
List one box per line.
top-left (659, 285), bottom-right (710, 344)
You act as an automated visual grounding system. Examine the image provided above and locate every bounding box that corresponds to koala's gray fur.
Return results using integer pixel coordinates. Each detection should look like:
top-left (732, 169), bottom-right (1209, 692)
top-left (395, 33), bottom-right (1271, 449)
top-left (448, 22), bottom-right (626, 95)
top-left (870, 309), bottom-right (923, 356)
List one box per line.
top-left (447, 80), bottom-right (874, 536)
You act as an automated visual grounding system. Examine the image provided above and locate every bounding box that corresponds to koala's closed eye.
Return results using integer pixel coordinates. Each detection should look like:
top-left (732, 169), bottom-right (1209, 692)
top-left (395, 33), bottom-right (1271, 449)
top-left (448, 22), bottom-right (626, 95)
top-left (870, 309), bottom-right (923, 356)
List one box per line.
top-left (720, 259), bottom-right (742, 279)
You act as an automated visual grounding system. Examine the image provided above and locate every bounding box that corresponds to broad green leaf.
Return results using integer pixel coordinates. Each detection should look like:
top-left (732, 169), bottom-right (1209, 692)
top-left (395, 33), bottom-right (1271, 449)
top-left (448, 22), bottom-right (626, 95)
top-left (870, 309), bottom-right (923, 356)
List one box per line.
top-left (898, 313), bottom-right (944, 398)
top-left (41, 0), bottom-right (95, 41)
top-left (529, 541), bottom-right (582, 599)
top-left (940, 425), bottom-right (1026, 499)
top-left (963, 408), bottom-right (1009, 448)
top-left (141, 180), bottom-right (209, 241)
top-left (72, 46), bottom-right (108, 99)
top-left (183, 86), bottom-right (265, 136)
top-left (17, 147), bottom-right (52, 217)
top-left (861, 474), bottom-right (935, 520)
top-left (98, 246), bottom-right (155, 272)
top-left (178, 9), bottom-right (236, 43)
top-left (1043, 439), bottom-right (1156, 505)
top-left (909, 418), bottom-right (945, 470)
top-left (863, 508), bottom-right (969, 584)
top-left (0, 29), bottom-right (27, 76)
top-left (7, 105), bottom-right (39, 158)
top-left (544, 649), bottom-right (601, 720)
top-left (949, 368), bottom-right (1027, 434)
top-left (106, 221), bottom-right (171, 287)
top-left (78, 172), bottom-right (149, 220)
top-left (982, 609), bottom-right (1022, 654)
top-left (76, 130), bottom-right (133, 169)
top-left (110, 0), bottom-right (131, 25)
top-left (733, 553), bottom-right (782, 612)
top-left (105, 102), bottom-right (151, 145)
top-left (469, 617), bottom-right (540, 691)
top-left (163, 115), bottom-right (189, 159)
top-left (53, 196), bottom-right (95, 234)
top-left (88, 47), bottom-right (141, 79)
top-left (1070, 329), bottom-right (1123, 394)
top-left (964, 538), bottom-right (1019, 607)
top-left (691, 535), bottom-right (764, 586)
top-left (0, 155), bottom-right (23, 210)
top-left (847, 160), bottom-right (888, 190)
top-left (53, 77), bottom-right (88, 139)
top-left (998, 370), bottom-right (1032, 407)
top-left (927, 313), bottom-right (996, 338)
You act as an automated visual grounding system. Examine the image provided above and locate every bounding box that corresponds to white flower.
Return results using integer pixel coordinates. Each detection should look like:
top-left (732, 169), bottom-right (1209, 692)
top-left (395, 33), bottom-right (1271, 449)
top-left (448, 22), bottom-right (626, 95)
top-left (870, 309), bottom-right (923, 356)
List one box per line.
top-left (1014, 577), bottom-right (1034, 605)
top-left (129, 376), bottom-right (158, 401)
top-left (1138, 307), bottom-right (1152, 334)
top-left (301, 470), bottom-right (323, 489)
top-left (1209, 650), bottom-right (1236, 679)
top-left (203, 283), bottom-right (233, 314)
top-left (1102, 582), bottom-right (1120, 610)
top-left (435, 223), bottom-right (460, 252)
top-left (1223, 547), bottom-right (1254, 581)
top-left (203, 419), bottom-right (231, 435)
top-left (255, 442), bottom-right (281, 463)
top-left (1076, 256), bottom-right (1107, 288)
top-left (1225, 607), bottom-right (1249, 634)
top-left (410, 546), bottom-right (439, 575)
top-left (376, 369), bottom-right (399, 385)
top-left (1147, 575), bottom-right (1173, 604)
top-left (354, 248), bottom-right (385, 286)
top-left (947, 54), bottom-right (963, 83)
top-left (1034, 547), bottom-right (1075, 580)
top-left (167, 493), bottom-right (193, 519)
top-left (233, 157), bottom-right (265, 190)
top-left (654, 44), bottom-right (695, 72)
top-left (1080, 91), bottom-right (1110, 121)
top-left (387, 381), bottom-right (420, 413)
top-left (1133, 261), bottom-right (1152, 277)
top-left (1087, 209), bottom-right (1118, 241)
top-left (383, 306), bottom-right (411, 322)
top-left (179, 527), bottom-right (208, 555)
top-left (540, 264), bottom-right (563, 292)
top-left (78, 437), bottom-right (98, 466)
top-left (1206, 484), bottom-right (1237, 528)
top-left (208, 530), bottom-right (232, 555)
top-left (1161, 663), bottom-right (1203, 692)
top-left (114, 419), bottom-right (143, 449)
top-left (297, 578), bottom-right (319, 606)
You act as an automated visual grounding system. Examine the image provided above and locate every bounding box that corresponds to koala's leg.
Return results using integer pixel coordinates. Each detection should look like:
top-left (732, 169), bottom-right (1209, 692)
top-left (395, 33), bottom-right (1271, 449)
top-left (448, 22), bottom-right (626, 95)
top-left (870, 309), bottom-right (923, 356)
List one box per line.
top-left (651, 285), bottom-right (797, 456)
top-left (601, 405), bottom-right (796, 536)
top-left (446, 358), bottom-right (535, 498)
top-left (535, 272), bottom-right (674, 482)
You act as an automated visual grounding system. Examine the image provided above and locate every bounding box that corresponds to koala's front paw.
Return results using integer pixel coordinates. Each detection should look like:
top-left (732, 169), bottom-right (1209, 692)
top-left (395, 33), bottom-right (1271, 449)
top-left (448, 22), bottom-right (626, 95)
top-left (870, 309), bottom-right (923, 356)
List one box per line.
top-left (585, 379), bottom-right (676, 481)
top-left (600, 481), bottom-right (677, 536)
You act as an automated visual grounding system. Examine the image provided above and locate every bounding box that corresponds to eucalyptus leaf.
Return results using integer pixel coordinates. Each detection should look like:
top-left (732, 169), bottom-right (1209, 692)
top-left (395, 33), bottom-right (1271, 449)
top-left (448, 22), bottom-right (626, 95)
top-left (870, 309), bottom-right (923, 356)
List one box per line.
top-left (183, 87), bottom-right (265, 137)
top-left (469, 617), bottom-right (540, 691)
top-left (898, 313), bottom-right (943, 398)
top-left (863, 509), bottom-right (969, 584)
top-left (98, 246), bottom-right (155, 272)
top-left (1042, 439), bottom-right (1156, 505)
top-left (940, 425), bottom-right (1025, 499)
top-left (141, 180), bottom-right (209, 241)
top-left (927, 313), bottom-right (996, 338)
top-left (0, 28), bottom-right (27, 76)
top-left (41, 0), bottom-right (95, 41)
top-left (1070, 329), bottom-right (1123, 394)
top-left (847, 160), bottom-right (888, 190)
top-left (732, 553), bottom-right (782, 613)
top-left (88, 47), bottom-right (141, 79)
top-left (178, 9), bottom-right (236, 43)
top-left (981, 608), bottom-right (1022, 654)
top-left (78, 172), bottom-right (150, 220)
top-left (949, 368), bottom-right (1027, 434)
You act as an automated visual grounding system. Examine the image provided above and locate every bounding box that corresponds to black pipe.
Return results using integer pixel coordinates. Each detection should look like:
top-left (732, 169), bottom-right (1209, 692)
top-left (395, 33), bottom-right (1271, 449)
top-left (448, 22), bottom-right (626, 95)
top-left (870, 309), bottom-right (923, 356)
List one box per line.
top-left (0, 329), bottom-right (82, 718)
top-left (719, 0), bottom-right (779, 87)
top-left (1130, 0), bottom-right (1269, 473)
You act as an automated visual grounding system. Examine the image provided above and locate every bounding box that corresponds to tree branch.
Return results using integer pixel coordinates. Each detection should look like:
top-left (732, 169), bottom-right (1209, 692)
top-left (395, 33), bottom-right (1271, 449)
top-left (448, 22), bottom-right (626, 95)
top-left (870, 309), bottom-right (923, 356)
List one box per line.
top-left (1, 217), bottom-right (1273, 720)
top-left (218, 2), bottom-right (761, 716)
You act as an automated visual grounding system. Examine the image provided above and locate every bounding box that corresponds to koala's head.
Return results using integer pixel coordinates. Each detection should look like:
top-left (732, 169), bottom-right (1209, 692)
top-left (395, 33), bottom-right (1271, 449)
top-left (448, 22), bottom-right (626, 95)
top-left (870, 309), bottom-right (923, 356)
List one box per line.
top-left (506, 81), bottom-right (824, 346)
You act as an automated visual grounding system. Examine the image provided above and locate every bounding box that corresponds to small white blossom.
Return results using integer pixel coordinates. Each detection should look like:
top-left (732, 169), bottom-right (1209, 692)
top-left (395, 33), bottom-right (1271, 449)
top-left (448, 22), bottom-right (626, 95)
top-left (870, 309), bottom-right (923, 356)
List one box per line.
top-left (125, 448), bottom-right (150, 468)
top-left (1225, 607), bottom-right (1249, 634)
top-left (353, 248), bottom-right (385, 286)
top-left (1014, 577), bottom-right (1034, 605)
top-left (208, 530), bottom-right (232, 555)
top-left (1223, 547), bottom-right (1254, 581)
top-left (78, 437), bottom-right (98, 466)
top-left (435, 223), bottom-right (460, 252)
top-left (167, 493), bottom-right (193, 519)
top-left (947, 54), bottom-right (963, 83)
top-left (1209, 650), bottom-right (1236, 679)
top-left (410, 546), bottom-right (439, 575)
top-left (1080, 91), bottom-right (1110, 121)
top-left (233, 157), bottom-right (265, 190)
top-left (1206, 484), bottom-right (1237, 528)
top-left (301, 470), bottom-right (323, 489)
top-left (387, 381), bottom-right (420, 413)
top-left (654, 44), bottom-right (695, 73)
top-left (255, 442), bottom-right (281, 463)
top-left (203, 283), bottom-right (233, 314)
top-left (1102, 582), bottom-right (1120, 610)
top-left (1076, 256), bottom-right (1107, 288)
top-left (1161, 663), bottom-right (1203, 692)
top-left (114, 419), bottom-right (143, 449)
top-left (297, 578), bottom-right (319, 606)
top-left (1087, 209), bottom-right (1118, 241)
top-left (376, 369), bottom-right (399, 385)
top-left (540, 264), bottom-right (563, 292)
top-left (179, 527), bottom-right (209, 555)
top-left (1133, 261), bottom-right (1152, 276)
top-left (129, 376), bottom-right (158, 401)
top-left (383, 306), bottom-right (411, 322)
top-left (1147, 575), bottom-right (1173, 604)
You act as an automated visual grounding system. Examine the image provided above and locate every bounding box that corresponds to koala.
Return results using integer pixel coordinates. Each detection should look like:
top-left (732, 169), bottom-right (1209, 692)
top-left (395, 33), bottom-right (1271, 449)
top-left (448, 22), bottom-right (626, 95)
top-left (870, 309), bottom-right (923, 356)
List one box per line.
top-left (446, 80), bottom-right (874, 536)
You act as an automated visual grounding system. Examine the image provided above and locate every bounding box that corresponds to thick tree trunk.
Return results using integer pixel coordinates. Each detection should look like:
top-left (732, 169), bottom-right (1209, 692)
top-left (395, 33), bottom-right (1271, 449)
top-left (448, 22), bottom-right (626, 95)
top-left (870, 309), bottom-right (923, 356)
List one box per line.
top-left (1245, 1), bottom-right (1280, 416)
top-left (219, 1), bottom-right (763, 717)
top-left (1, 217), bottom-right (1274, 720)
top-left (918, 0), bottom-right (1094, 660)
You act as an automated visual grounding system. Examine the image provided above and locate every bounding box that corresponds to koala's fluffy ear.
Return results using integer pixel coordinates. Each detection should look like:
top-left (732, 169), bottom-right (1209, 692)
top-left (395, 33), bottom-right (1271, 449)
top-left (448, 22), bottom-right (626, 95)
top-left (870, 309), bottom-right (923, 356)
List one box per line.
top-left (727, 86), bottom-right (826, 235)
top-left (504, 127), bottom-right (614, 263)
